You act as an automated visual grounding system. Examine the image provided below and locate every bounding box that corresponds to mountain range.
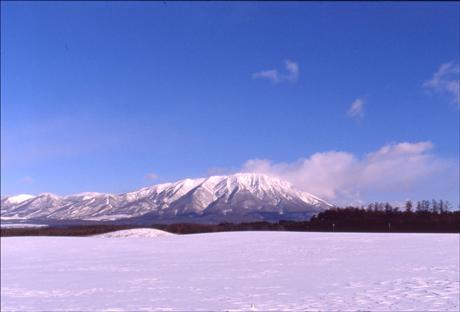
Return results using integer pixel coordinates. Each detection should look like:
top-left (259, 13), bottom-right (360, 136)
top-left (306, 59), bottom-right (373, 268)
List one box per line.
top-left (1, 173), bottom-right (333, 225)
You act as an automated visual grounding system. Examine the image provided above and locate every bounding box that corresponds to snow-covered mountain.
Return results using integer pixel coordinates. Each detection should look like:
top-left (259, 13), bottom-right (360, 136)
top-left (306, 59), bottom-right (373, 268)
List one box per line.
top-left (1, 173), bottom-right (333, 224)
top-left (2, 194), bottom-right (35, 205)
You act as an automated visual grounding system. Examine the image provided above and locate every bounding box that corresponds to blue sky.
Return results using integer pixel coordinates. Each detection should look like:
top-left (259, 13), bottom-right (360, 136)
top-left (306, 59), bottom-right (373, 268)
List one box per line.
top-left (1, 2), bottom-right (459, 205)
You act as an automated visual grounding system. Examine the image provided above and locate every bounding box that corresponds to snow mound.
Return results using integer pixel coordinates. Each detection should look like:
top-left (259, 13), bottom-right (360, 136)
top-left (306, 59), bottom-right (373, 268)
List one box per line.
top-left (96, 228), bottom-right (174, 238)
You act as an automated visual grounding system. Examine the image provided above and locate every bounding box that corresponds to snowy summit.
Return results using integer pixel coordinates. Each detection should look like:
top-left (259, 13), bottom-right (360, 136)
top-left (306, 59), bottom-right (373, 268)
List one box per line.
top-left (1, 173), bottom-right (333, 224)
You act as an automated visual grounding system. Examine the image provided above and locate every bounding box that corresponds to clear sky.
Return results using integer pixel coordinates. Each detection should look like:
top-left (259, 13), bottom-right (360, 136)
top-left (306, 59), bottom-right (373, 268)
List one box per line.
top-left (1, 2), bottom-right (459, 205)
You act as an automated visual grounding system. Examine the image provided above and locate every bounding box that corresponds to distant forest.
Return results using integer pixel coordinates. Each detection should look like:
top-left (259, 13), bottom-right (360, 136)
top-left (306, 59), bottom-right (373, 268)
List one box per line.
top-left (1, 200), bottom-right (459, 236)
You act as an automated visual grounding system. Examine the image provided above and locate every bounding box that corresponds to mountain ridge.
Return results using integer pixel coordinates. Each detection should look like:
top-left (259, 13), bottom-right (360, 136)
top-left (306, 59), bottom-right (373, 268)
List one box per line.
top-left (1, 173), bottom-right (333, 224)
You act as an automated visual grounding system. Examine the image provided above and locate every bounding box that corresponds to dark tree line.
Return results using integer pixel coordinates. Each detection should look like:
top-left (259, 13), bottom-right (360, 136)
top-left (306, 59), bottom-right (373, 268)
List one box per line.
top-left (365, 199), bottom-right (453, 214)
top-left (305, 201), bottom-right (459, 233)
top-left (1, 200), bottom-right (459, 236)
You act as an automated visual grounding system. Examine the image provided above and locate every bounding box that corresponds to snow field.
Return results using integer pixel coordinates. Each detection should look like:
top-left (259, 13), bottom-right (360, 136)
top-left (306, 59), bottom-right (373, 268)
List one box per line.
top-left (1, 231), bottom-right (458, 311)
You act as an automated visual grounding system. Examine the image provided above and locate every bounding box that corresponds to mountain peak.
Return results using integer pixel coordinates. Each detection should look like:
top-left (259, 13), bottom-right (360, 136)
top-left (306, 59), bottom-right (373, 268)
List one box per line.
top-left (229, 172), bottom-right (293, 188)
top-left (2, 194), bottom-right (35, 205)
top-left (1, 173), bottom-right (333, 224)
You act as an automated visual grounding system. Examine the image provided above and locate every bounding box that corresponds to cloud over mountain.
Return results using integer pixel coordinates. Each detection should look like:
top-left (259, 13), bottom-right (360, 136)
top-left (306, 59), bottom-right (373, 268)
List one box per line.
top-left (242, 141), bottom-right (456, 205)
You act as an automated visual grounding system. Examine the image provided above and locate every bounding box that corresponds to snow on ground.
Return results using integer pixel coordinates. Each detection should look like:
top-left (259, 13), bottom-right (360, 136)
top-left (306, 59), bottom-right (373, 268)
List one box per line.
top-left (1, 232), bottom-right (459, 311)
top-left (95, 228), bottom-right (174, 238)
top-left (0, 223), bottom-right (48, 228)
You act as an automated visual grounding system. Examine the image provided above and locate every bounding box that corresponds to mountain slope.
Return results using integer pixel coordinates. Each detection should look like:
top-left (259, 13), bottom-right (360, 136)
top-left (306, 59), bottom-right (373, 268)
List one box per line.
top-left (1, 173), bottom-right (333, 224)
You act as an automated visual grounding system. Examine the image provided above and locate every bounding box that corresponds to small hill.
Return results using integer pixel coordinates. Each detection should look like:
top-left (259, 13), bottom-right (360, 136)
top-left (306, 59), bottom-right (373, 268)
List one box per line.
top-left (95, 228), bottom-right (174, 238)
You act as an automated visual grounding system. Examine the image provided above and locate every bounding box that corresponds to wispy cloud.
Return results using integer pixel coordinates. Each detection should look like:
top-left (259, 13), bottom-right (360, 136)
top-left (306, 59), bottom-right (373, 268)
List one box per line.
top-left (207, 167), bottom-right (231, 177)
top-left (252, 69), bottom-right (280, 83)
top-left (145, 172), bottom-right (159, 180)
top-left (284, 60), bottom-right (299, 82)
top-left (347, 97), bottom-right (365, 119)
top-left (241, 141), bottom-right (456, 205)
top-left (20, 176), bottom-right (34, 184)
top-left (423, 61), bottom-right (460, 106)
top-left (252, 60), bottom-right (299, 84)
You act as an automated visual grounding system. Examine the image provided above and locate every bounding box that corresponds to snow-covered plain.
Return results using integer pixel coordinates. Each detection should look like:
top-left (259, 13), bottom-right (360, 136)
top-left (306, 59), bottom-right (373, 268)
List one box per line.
top-left (0, 223), bottom-right (48, 228)
top-left (1, 232), bottom-right (459, 311)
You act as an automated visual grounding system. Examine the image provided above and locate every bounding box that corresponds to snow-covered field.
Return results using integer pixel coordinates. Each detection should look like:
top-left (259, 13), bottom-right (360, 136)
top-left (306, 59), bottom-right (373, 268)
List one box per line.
top-left (0, 223), bottom-right (48, 228)
top-left (1, 231), bottom-right (459, 311)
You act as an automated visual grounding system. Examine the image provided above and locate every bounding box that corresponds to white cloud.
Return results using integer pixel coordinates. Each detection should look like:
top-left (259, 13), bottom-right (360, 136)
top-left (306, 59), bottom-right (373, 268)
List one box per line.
top-left (347, 97), bottom-right (365, 119)
top-left (241, 141), bottom-right (455, 205)
top-left (284, 59), bottom-right (299, 82)
top-left (423, 61), bottom-right (460, 105)
top-left (145, 172), bottom-right (158, 180)
top-left (20, 176), bottom-right (34, 184)
top-left (252, 69), bottom-right (280, 83)
top-left (252, 60), bottom-right (299, 84)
